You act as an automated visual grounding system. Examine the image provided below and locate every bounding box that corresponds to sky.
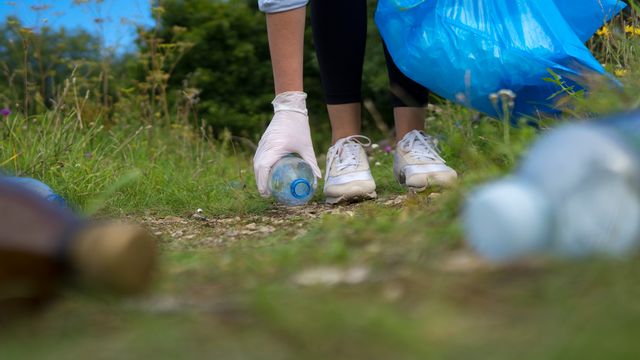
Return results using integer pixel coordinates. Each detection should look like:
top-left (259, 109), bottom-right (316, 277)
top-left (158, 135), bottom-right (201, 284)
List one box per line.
top-left (0, 0), bottom-right (155, 53)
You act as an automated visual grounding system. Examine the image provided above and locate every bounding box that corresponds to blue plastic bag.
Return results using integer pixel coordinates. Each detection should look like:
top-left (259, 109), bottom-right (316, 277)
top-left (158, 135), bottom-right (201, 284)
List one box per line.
top-left (555, 0), bottom-right (627, 42)
top-left (376, 0), bottom-right (625, 118)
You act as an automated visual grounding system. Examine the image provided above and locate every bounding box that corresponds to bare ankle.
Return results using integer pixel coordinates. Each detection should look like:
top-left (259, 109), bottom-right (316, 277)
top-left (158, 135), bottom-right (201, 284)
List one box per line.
top-left (394, 107), bottom-right (425, 142)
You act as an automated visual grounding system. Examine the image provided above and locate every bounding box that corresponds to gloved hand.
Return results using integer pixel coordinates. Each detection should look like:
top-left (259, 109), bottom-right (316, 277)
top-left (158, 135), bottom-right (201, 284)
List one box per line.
top-left (253, 91), bottom-right (322, 197)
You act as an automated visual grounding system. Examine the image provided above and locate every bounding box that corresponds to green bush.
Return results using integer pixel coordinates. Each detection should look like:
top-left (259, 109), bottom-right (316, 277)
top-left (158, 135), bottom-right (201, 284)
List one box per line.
top-left (156, 0), bottom-right (394, 141)
top-left (156, 0), bottom-right (280, 138)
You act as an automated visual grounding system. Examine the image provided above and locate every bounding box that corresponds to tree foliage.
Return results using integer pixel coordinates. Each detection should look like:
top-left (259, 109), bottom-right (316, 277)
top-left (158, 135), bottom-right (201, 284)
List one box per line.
top-left (0, 0), bottom-right (394, 139)
top-left (156, 0), bottom-right (392, 139)
top-left (156, 0), bottom-right (279, 137)
top-left (0, 18), bottom-right (102, 112)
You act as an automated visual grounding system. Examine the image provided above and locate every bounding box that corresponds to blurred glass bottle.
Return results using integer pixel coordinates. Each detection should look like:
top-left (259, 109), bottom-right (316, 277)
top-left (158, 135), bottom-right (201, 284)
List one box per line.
top-left (0, 180), bottom-right (156, 319)
top-left (464, 112), bottom-right (640, 261)
top-left (269, 154), bottom-right (317, 206)
top-left (1, 176), bottom-right (66, 207)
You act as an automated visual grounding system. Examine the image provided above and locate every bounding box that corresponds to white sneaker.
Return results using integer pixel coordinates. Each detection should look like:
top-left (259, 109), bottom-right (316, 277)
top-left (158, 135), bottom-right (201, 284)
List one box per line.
top-left (394, 130), bottom-right (457, 191)
top-left (324, 135), bottom-right (377, 204)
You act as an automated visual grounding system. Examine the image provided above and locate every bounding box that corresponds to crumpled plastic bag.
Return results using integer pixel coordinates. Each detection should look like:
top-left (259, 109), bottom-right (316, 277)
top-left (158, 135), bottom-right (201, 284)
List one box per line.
top-left (376, 0), bottom-right (626, 118)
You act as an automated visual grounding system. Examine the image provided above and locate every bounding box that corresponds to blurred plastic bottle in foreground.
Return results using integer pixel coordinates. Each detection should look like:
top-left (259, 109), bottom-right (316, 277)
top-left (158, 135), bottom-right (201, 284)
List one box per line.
top-left (0, 179), bottom-right (156, 319)
top-left (269, 154), bottom-right (317, 206)
top-left (1, 176), bottom-right (66, 208)
top-left (464, 111), bottom-right (640, 262)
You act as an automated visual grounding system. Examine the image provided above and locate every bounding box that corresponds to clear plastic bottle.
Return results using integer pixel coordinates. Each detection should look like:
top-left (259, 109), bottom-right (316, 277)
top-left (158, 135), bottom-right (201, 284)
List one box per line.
top-left (268, 154), bottom-right (317, 206)
top-left (1, 177), bottom-right (66, 208)
top-left (464, 112), bottom-right (640, 261)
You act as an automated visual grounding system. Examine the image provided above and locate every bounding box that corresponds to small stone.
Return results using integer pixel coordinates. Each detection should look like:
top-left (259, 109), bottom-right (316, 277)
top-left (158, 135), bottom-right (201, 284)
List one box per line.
top-left (330, 209), bottom-right (355, 217)
top-left (365, 243), bottom-right (382, 254)
top-left (439, 251), bottom-right (492, 273)
top-left (192, 213), bottom-right (207, 221)
top-left (171, 230), bottom-right (185, 237)
top-left (258, 225), bottom-right (276, 233)
top-left (382, 285), bottom-right (404, 302)
top-left (137, 296), bottom-right (184, 314)
top-left (343, 266), bottom-right (369, 284)
top-left (293, 266), bottom-right (370, 287)
top-left (383, 195), bottom-right (406, 206)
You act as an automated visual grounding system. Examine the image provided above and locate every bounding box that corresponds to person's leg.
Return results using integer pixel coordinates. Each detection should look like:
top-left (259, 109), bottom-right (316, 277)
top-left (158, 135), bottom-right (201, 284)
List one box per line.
top-left (327, 102), bottom-right (362, 144)
top-left (327, 104), bottom-right (361, 144)
top-left (311, 0), bottom-right (376, 203)
top-left (394, 107), bottom-right (425, 142)
top-left (310, 0), bottom-right (367, 144)
top-left (266, 8), bottom-right (306, 94)
top-left (382, 43), bottom-right (430, 142)
top-left (383, 43), bottom-right (457, 190)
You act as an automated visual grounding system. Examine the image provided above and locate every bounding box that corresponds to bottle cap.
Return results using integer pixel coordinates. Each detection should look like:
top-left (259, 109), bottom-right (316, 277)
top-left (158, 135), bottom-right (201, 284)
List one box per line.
top-left (290, 178), bottom-right (312, 199)
top-left (463, 178), bottom-right (551, 262)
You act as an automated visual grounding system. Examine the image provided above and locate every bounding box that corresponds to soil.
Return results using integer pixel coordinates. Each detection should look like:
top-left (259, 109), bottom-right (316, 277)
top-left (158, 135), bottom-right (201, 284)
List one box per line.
top-left (136, 195), bottom-right (411, 250)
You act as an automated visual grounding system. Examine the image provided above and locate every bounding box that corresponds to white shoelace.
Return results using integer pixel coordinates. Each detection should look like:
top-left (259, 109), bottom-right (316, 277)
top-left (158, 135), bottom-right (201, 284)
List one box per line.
top-left (327, 135), bottom-right (372, 173)
top-left (399, 130), bottom-right (446, 163)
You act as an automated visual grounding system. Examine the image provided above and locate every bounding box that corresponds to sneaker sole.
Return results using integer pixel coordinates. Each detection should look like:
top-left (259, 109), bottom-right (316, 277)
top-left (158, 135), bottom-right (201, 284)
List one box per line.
top-left (324, 179), bottom-right (377, 205)
top-left (397, 170), bottom-right (457, 193)
top-left (325, 191), bottom-right (378, 205)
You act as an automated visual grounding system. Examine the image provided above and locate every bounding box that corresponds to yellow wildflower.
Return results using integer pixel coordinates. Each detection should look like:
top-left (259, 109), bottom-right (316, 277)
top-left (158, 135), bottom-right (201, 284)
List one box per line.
top-left (624, 25), bottom-right (640, 36)
top-left (615, 68), bottom-right (628, 77)
top-left (596, 26), bottom-right (610, 37)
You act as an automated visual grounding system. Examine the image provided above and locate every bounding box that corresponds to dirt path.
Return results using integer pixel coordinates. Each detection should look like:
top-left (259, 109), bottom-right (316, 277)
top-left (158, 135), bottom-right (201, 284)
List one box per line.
top-left (136, 195), bottom-right (410, 250)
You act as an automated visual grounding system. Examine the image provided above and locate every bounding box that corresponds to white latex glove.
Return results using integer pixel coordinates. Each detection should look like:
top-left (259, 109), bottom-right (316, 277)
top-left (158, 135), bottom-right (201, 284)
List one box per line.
top-left (253, 91), bottom-right (322, 197)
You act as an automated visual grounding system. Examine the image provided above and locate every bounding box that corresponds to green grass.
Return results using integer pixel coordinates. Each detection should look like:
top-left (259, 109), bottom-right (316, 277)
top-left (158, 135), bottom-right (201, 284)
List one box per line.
top-left (3, 104), bottom-right (640, 359)
top-left (0, 115), bottom-right (270, 216)
top-left (2, 191), bottom-right (640, 359)
top-left (3, 12), bottom-right (640, 360)
top-left (0, 98), bottom-right (541, 216)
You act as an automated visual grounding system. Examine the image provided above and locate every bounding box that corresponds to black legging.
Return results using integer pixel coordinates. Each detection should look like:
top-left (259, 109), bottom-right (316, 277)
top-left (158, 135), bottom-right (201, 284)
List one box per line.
top-left (310, 0), bottom-right (429, 108)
